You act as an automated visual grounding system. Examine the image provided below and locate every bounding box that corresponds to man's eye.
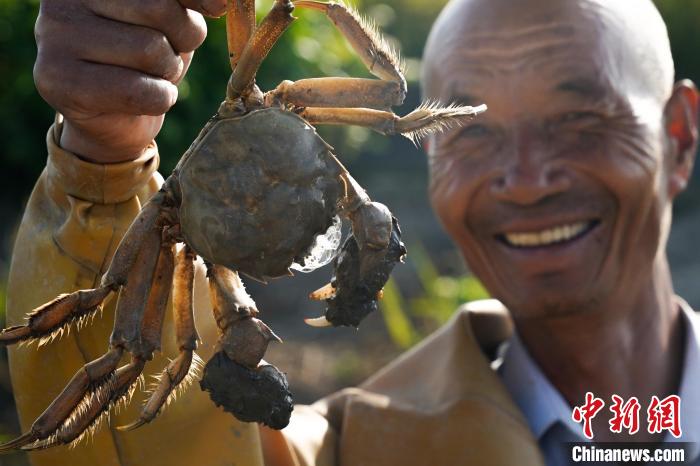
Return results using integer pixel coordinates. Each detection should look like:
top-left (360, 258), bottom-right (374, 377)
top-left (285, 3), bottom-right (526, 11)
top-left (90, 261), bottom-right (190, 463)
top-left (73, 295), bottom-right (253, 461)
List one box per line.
top-left (555, 111), bottom-right (602, 126)
top-left (458, 124), bottom-right (490, 138)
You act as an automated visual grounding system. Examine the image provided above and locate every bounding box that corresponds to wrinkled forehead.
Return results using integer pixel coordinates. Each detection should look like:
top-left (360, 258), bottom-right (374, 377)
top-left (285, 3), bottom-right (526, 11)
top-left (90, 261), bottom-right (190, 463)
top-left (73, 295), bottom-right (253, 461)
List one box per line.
top-left (422, 0), bottom-right (673, 106)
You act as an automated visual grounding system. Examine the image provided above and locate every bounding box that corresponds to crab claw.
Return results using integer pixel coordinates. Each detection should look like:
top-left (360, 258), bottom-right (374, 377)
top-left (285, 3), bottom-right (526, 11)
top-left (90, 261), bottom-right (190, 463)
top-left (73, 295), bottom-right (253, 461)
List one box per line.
top-left (304, 316), bottom-right (332, 327)
top-left (312, 206), bottom-right (406, 327)
top-left (309, 283), bottom-right (336, 301)
top-left (200, 352), bottom-right (293, 430)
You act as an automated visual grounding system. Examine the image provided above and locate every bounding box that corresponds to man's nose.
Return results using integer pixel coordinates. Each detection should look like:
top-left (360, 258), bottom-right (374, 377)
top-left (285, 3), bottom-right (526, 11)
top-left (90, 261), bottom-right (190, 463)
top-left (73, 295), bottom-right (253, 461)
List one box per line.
top-left (490, 129), bottom-right (571, 205)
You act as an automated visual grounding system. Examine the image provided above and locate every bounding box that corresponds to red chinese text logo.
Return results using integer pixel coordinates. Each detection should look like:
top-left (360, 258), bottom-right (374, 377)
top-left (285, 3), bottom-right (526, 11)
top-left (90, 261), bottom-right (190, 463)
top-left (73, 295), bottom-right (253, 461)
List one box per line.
top-left (609, 395), bottom-right (641, 435)
top-left (571, 393), bottom-right (682, 439)
top-left (647, 395), bottom-right (681, 438)
top-left (572, 392), bottom-right (605, 439)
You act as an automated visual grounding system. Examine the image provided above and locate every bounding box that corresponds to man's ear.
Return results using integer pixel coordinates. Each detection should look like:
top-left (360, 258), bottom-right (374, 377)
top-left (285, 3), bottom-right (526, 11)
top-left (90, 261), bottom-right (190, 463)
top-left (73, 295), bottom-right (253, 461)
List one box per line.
top-left (665, 79), bottom-right (699, 198)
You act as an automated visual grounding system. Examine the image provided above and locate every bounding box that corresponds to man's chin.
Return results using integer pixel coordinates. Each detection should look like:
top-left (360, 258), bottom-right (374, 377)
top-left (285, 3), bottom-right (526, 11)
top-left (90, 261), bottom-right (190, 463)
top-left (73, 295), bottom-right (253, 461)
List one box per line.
top-left (500, 285), bottom-right (601, 321)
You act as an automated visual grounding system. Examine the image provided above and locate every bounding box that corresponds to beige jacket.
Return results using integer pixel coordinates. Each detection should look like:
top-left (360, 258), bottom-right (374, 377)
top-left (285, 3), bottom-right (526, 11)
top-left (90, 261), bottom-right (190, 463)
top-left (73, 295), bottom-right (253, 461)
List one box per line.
top-left (6, 119), bottom-right (543, 466)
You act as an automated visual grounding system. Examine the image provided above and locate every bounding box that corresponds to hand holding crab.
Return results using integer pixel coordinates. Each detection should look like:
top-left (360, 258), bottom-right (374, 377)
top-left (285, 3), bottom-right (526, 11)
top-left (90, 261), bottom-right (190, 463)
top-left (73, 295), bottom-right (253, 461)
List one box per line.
top-left (0, 0), bottom-right (485, 451)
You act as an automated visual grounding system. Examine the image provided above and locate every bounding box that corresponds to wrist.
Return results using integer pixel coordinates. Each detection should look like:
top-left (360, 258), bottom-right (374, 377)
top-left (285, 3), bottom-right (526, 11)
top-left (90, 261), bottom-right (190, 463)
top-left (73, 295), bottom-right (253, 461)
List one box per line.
top-left (59, 115), bottom-right (163, 164)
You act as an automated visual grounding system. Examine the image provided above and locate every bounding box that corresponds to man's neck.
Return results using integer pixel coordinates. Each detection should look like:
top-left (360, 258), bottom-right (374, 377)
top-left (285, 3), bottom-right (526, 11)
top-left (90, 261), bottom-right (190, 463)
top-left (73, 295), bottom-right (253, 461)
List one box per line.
top-left (514, 257), bottom-right (685, 442)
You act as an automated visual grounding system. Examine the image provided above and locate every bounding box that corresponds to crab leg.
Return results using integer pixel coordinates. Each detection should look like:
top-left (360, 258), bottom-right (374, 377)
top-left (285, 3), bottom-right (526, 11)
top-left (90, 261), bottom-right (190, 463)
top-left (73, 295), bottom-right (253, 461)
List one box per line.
top-left (0, 224), bottom-right (166, 452)
top-left (227, 0), bottom-right (296, 99)
top-left (23, 359), bottom-right (146, 451)
top-left (0, 347), bottom-right (124, 452)
top-left (208, 265), bottom-right (258, 326)
top-left (265, 77), bottom-right (404, 110)
top-left (226, 0), bottom-right (256, 70)
top-left (0, 192), bottom-right (168, 346)
top-left (298, 103), bottom-right (487, 144)
top-left (102, 191), bottom-right (168, 289)
top-left (109, 219), bottom-right (164, 355)
top-left (173, 247), bottom-right (200, 355)
top-left (295, 0), bottom-right (406, 93)
top-left (118, 246), bottom-right (201, 432)
top-left (138, 239), bottom-right (176, 356)
top-left (0, 287), bottom-right (113, 345)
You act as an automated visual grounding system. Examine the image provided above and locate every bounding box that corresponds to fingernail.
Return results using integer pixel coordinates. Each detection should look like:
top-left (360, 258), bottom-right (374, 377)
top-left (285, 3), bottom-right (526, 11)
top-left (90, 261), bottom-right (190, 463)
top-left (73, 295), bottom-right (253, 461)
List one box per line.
top-left (202, 0), bottom-right (226, 17)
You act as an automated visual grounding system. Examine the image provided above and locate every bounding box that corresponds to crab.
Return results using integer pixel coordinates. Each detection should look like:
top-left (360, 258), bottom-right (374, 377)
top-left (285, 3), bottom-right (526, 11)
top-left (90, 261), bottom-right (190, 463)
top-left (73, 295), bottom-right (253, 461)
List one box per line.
top-left (0, 0), bottom-right (485, 452)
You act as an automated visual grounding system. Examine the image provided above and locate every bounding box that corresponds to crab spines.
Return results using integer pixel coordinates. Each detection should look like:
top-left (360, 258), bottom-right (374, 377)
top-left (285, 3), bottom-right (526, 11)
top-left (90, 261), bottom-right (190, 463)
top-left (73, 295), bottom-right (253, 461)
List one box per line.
top-left (397, 101), bottom-right (488, 145)
top-left (0, 286), bottom-right (113, 346)
top-left (117, 351), bottom-right (204, 432)
top-left (307, 205), bottom-right (406, 328)
top-left (22, 359), bottom-right (146, 451)
top-left (0, 347), bottom-right (125, 453)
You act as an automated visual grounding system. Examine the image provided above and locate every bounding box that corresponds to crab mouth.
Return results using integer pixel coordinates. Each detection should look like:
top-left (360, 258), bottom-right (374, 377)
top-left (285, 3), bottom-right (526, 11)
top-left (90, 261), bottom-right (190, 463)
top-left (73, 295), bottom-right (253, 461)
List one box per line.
top-left (497, 220), bottom-right (600, 249)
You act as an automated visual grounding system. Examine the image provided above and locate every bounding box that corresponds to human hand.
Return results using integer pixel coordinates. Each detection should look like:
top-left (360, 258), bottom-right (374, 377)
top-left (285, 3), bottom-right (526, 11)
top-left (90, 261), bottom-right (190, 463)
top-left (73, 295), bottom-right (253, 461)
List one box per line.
top-left (34, 0), bottom-right (226, 163)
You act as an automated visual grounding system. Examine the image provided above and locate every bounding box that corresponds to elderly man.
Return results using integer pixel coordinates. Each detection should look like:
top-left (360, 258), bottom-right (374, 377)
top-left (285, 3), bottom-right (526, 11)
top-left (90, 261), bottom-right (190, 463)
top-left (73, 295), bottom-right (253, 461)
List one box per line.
top-left (4, 0), bottom-right (697, 465)
top-left (422, 0), bottom-right (699, 463)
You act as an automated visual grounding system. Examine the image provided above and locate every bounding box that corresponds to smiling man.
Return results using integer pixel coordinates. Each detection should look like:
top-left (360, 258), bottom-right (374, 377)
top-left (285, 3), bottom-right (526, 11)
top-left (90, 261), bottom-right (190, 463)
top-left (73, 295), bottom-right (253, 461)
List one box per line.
top-left (422, 0), bottom-right (699, 462)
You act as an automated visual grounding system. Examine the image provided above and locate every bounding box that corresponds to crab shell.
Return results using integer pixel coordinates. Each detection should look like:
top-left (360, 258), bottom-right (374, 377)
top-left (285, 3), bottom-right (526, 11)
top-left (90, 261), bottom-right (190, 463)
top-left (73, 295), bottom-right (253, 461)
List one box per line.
top-left (178, 107), bottom-right (344, 281)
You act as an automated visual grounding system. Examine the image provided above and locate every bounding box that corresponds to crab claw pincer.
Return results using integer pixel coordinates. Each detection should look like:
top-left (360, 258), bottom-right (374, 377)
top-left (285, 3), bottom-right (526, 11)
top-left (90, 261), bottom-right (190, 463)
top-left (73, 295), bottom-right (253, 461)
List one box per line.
top-left (309, 202), bottom-right (406, 327)
top-left (199, 288), bottom-right (291, 429)
top-left (200, 352), bottom-right (293, 429)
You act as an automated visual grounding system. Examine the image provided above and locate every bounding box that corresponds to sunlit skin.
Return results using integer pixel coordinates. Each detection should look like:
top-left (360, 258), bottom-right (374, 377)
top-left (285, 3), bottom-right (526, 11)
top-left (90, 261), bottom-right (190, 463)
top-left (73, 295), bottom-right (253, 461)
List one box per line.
top-left (423, 0), bottom-right (698, 442)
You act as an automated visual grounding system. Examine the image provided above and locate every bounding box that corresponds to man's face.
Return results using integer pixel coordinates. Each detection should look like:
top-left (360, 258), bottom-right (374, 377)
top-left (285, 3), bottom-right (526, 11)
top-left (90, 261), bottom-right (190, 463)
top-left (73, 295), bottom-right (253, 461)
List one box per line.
top-left (426, 1), bottom-right (680, 319)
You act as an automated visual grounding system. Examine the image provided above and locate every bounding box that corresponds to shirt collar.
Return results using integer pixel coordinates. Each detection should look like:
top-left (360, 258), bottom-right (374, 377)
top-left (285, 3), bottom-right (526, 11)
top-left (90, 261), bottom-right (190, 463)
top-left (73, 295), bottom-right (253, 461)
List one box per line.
top-left (674, 298), bottom-right (700, 452)
top-left (497, 330), bottom-right (582, 440)
top-left (497, 297), bottom-right (700, 453)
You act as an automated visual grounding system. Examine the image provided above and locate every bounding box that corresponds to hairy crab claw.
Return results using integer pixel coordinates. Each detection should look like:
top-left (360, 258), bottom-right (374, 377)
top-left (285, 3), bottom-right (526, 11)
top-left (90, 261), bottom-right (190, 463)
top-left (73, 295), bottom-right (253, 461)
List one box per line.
top-left (200, 352), bottom-right (293, 430)
top-left (307, 202), bottom-right (406, 327)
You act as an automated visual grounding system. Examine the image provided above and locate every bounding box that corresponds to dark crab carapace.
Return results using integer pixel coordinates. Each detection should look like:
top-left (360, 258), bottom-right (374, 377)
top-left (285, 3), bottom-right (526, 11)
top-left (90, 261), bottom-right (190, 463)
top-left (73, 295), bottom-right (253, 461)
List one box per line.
top-left (0, 0), bottom-right (485, 451)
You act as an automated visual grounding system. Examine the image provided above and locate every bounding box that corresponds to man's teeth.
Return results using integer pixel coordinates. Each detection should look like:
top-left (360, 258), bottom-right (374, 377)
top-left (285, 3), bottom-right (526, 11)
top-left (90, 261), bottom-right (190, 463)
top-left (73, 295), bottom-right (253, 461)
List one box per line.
top-left (503, 222), bottom-right (590, 247)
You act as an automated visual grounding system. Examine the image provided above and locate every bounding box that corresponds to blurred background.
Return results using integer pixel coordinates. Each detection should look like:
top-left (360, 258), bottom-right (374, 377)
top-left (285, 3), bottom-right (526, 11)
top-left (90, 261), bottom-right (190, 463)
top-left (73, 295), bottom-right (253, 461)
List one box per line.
top-left (0, 0), bottom-right (698, 463)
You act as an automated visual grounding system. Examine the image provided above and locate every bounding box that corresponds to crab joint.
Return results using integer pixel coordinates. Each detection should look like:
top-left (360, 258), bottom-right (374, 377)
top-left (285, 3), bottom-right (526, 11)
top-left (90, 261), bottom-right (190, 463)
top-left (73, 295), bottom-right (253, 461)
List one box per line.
top-left (220, 317), bottom-right (282, 369)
